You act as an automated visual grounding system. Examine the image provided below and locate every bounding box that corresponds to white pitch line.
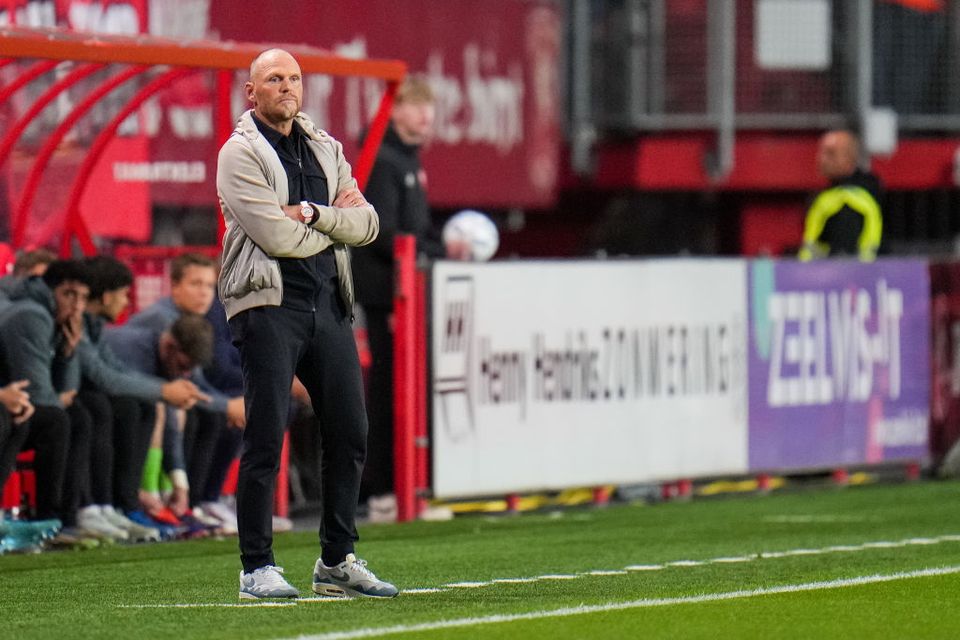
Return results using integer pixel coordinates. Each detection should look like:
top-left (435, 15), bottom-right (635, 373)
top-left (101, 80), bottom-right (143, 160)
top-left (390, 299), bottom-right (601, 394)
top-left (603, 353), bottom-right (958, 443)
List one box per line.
top-left (118, 533), bottom-right (960, 608)
top-left (119, 602), bottom-right (297, 609)
top-left (283, 565), bottom-right (960, 640)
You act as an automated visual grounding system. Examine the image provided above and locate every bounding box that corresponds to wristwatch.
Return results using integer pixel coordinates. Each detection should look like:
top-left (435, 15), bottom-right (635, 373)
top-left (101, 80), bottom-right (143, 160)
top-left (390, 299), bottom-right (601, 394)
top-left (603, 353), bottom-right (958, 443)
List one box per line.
top-left (300, 200), bottom-right (314, 223)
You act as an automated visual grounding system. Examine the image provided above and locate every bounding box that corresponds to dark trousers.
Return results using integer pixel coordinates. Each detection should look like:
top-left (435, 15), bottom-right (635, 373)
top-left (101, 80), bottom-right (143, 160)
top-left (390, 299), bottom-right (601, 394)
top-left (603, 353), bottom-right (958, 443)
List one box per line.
top-left (230, 290), bottom-right (367, 573)
top-left (22, 405), bottom-right (71, 522)
top-left (0, 410), bottom-right (30, 497)
top-left (76, 391), bottom-right (152, 511)
top-left (112, 397), bottom-right (155, 513)
top-left (184, 408), bottom-right (243, 506)
top-left (201, 422), bottom-right (242, 504)
top-left (77, 390), bottom-right (115, 506)
top-left (62, 400), bottom-right (94, 526)
top-left (360, 305), bottom-right (394, 499)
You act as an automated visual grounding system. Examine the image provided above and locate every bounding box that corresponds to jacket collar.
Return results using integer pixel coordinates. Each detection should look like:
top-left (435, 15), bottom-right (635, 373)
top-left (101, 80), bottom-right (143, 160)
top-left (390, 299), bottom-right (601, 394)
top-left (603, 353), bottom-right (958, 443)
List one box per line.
top-left (235, 109), bottom-right (329, 143)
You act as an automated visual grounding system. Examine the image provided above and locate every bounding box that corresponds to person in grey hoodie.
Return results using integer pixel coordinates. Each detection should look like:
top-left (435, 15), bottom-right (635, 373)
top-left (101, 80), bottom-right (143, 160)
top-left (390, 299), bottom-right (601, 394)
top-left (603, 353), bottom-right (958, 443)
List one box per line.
top-left (217, 48), bottom-right (395, 600)
top-left (0, 260), bottom-right (120, 538)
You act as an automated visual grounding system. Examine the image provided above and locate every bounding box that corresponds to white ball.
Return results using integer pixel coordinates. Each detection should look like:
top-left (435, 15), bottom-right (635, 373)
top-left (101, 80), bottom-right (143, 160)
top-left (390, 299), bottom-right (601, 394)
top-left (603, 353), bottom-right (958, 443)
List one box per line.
top-left (442, 209), bottom-right (499, 262)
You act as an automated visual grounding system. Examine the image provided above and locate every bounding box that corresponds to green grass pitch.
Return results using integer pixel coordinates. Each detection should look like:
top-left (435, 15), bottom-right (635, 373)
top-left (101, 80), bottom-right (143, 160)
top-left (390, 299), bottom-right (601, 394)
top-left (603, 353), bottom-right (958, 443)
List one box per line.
top-left (4, 480), bottom-right (960, 639)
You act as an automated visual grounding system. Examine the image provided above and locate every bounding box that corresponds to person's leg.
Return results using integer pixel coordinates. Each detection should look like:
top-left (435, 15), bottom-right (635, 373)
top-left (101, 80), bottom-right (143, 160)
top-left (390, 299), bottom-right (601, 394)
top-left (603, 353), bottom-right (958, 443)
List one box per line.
top-left (0, 411), bottom-right (29, 490)
top-left (111, 397), bottom-right (154, 513)
top-left (22, 406), bottom-right (70, 522)
top-left (230, 305), bottom-right (307, 573)
top-left (77, 390), bottom-right (114, 506)
top-left (360, 306), bottom-right (394, 500)
top-left (187, 409), bottom-right (225, 507)
top-left (61, 401), bottom-right (94, 526)
top-left (297, 288), bottom-right (367, 567)
top-left (201, 420), bottom-right (242, 503)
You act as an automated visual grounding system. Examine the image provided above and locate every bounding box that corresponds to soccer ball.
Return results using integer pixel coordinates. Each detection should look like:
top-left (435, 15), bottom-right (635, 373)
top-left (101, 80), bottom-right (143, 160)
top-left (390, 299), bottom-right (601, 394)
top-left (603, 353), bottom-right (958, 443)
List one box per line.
top-left (442, 210), bottom-right (499, 262)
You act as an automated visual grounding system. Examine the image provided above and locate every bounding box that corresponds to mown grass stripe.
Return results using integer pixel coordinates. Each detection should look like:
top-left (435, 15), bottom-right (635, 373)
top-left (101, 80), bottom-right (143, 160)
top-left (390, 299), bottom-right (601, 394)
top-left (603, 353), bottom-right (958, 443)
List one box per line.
top-left (285, 566), bottom-right (960, 640)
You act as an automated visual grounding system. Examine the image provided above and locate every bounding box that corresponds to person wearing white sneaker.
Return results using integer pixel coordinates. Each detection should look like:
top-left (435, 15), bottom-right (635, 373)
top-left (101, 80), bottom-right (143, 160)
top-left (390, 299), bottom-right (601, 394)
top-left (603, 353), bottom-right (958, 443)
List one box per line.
top-left (100, 505), bottom-right (160, 542)
top-left (77, 505), bottom-right (129, 541)
top-left (313, 553), bottom-right (398, 598)
top-left (239, 565), bottom-right (299, 600)
top-left (199, 499), bottom-right (239, 534)
top-left (219, 49), bottom-right (390, 598)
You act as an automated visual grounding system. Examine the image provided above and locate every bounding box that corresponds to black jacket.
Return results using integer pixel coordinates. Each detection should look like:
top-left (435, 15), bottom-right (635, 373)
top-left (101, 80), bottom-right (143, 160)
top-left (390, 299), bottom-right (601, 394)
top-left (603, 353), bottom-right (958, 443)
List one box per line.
top-left (815, 169), bottom-right (883, 257)
top-left (352, 124), bottom-right (444, 308)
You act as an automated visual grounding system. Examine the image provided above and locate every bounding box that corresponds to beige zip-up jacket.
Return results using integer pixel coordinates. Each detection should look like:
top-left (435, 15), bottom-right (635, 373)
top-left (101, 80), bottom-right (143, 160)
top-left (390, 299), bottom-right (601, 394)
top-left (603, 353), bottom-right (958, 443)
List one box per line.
top-left (216, 110), bottom-right (379, 320)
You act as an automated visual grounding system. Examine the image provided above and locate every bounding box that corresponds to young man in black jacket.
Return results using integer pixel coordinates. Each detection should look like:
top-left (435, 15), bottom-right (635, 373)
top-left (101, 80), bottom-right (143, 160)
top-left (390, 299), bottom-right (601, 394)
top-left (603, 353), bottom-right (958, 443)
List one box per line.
top-left (351, 75), bottom-right (457, 521)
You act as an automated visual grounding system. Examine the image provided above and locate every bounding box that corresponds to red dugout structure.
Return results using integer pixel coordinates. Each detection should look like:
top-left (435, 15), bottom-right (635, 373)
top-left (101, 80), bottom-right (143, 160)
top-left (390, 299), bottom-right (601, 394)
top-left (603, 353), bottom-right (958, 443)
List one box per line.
top-left (0, 25), bottom-right (406, 254)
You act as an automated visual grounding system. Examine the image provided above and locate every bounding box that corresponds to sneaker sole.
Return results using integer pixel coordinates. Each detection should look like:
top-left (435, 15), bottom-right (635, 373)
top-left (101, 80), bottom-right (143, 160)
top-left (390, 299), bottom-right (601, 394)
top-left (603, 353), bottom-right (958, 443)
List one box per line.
top-left (312, 581), bottom-right (397, 599)
top-left (239, 591), bottom-right (299, 601)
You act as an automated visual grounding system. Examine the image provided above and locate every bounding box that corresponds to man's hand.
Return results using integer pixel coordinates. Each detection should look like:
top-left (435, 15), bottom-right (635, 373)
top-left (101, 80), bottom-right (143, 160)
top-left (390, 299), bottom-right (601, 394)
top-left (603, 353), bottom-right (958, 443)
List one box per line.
top-left (139, 489), bottom-right (164, 513)
top-left (167, 486), bottom-right (189, 517)
top-left (59, 389), bottom-right (77, 408)
top-left (60, 314), bottom-right (83, 357)
top-left (226, 396), bottom-right (246, 429)
top-left (0, 380), bottom-right (34, 425)
top-left (333, 188), bottom-right (367, 209)
top-left (0, 379), bottom-right (30, 414)
top-left (160, 379), bottom-right (211, 410)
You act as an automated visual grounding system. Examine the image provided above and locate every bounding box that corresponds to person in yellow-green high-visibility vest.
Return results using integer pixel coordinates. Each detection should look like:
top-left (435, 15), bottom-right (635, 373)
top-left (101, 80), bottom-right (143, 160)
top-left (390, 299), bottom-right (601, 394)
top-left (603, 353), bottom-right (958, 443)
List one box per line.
top-left (799, 130), bottom-right (883, 262)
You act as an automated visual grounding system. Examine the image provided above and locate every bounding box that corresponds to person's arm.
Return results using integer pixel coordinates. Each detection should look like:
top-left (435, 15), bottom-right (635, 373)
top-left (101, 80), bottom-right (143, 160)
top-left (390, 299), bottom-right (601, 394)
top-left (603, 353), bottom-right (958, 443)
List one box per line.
top-left (1, 307), bottom-right (63, 407)
top-left (217, 139), bottom-right (337, 258)
top-left (79, 338), bottom-right (165, 401)
top-left (304, 137), bottom-right (379, 247)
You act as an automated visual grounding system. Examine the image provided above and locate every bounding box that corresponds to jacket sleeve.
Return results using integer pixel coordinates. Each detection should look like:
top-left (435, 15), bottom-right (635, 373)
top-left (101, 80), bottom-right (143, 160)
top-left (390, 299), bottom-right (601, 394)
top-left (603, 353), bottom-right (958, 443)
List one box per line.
top-left (78, 338), bottom-right (164, 401)
top-left (190, 367), bottom-right (230, 413)
top-left (1, 307), bottom-right (63, 408)
top-left (217, 138), bottom-right (336, 258)
top-left (309, 137), bottom-right (379, 247)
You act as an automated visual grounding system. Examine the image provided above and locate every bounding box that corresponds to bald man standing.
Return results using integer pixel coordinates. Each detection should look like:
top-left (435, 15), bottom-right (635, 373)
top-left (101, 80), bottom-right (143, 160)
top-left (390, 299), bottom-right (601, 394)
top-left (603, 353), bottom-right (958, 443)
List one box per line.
top-left (799, 130), bottom-right (883, 262)
top-left (217, 48), bottom-right (396, 599)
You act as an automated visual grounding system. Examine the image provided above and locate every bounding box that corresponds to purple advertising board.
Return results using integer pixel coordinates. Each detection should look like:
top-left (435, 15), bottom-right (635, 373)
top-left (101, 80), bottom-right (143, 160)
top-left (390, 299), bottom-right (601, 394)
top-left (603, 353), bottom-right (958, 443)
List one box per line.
top-left (748, 259), bottom-right (930, 471)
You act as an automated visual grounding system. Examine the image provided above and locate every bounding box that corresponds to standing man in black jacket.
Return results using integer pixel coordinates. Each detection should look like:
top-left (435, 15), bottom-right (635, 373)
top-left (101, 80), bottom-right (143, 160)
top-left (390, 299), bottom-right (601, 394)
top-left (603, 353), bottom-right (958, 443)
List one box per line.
top-left (799, 130), bottom-right (883, 262)
top-left (351, 76), bottom-right (456, 521)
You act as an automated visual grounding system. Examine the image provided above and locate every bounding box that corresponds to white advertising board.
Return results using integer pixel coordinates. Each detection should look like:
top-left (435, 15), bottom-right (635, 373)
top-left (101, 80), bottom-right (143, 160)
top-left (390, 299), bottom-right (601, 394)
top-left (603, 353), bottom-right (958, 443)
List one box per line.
top-left (431, 259), bottom-right (749, 498)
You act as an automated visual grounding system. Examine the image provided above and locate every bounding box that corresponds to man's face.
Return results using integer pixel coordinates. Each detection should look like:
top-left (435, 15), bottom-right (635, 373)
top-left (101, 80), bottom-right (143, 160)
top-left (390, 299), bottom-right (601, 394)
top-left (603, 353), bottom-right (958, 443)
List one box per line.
top-left (159, 334), bottom-right (195, 379)
top-left (171, 265), bottom-right (216, 315)
top-left (101, 286), bottom-right (131, 322)
top-left (246, 51), bottom-right (303, 128)
top-left (53, 280), bottom-right (89, 324)
top-left (392, 99), bottom-right (436, 146)
top-left (817, 132), bottom-right (855, 181)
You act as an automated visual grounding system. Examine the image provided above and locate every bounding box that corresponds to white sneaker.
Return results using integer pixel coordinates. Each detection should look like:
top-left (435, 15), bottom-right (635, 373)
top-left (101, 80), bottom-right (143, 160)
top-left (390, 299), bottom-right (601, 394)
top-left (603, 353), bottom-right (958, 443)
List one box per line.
top-left (200, 500), bottom-right (239, 535)
top-left (419, 505), bottom-right (454, 521)
top-left (77, 506), bottom-right (129, 542)
top-left (367, 494), bottom-right (398, 524)
top-left (99, 505), bottom-right (160, 542)
top-left (312, 553), bottom-right (398, 598)
top-left (191, 507), bottom-right (226, 529)
top-left (239, 565), bottom-right (299, 600)
top-left (272, 515), bottom-right (293, 533)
